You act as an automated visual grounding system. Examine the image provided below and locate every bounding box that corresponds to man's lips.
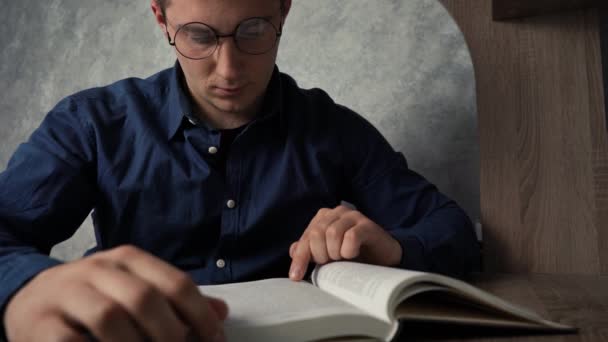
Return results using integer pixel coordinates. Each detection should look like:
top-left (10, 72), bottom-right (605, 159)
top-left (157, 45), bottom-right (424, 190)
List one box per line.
top-left (212, 85), bottom-right (246, 97)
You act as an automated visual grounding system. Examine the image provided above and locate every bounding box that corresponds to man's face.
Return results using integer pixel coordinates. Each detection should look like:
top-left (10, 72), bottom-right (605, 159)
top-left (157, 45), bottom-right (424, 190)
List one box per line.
top-left (155, 0), bottom-right (287, 118)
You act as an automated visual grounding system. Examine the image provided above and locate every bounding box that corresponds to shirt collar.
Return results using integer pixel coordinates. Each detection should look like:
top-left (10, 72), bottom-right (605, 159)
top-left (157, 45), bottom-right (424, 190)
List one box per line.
top-left (257, 65), bottom-right (284, 126)
top-left (165, 61), bottom-right (285, 141)
top-left (165, 61), bottom-right (196, 140)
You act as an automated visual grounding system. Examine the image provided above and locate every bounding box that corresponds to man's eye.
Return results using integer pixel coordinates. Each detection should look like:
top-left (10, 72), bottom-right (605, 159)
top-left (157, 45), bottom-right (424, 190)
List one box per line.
top-left (238, 21), bottom-right (268, 39)
top-left (183, 29), bottom-right (215, 44)
top-left (240, 30), bottom-right (264, 39)
top-left (192, 35), bottom-right (215, 44)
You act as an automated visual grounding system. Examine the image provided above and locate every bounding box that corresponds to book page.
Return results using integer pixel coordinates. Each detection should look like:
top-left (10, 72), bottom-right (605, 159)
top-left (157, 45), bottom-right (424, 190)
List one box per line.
top-left (311, 262), bottom-right (576, 333)
top-left (396, 289), bottom-right (546, 328)
top-left (199, 278), bottom-right (369, 327)
top-left (311, 262), bottom-right (426, 322)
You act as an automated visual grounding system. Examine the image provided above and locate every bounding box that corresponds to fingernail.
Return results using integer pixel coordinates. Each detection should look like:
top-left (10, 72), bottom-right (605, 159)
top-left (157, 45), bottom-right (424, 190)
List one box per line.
top-left (290, 267), bottom-right (300, 279)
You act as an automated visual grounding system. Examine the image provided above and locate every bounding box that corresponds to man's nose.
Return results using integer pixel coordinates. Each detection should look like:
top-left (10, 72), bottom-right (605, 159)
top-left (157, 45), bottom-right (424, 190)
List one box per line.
top-left (212, 37), bottom-right (243, 81)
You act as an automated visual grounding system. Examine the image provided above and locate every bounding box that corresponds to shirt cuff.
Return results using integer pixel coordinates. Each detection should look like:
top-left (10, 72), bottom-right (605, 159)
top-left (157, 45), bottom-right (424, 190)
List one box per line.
top-left (387, 229), bottom-right (429, 272)
top-left (0, 254), bottom-right (63, 339)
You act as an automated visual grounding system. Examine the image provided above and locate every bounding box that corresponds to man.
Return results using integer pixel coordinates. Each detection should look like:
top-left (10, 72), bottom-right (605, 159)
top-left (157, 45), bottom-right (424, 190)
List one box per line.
top-left (0, 0), bottom-right (480, 340)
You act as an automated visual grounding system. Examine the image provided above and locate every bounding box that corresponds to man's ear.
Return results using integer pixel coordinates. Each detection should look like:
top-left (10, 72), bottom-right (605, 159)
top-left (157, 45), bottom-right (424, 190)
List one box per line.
top-left (150, 0), bottom-right (167, 30)
top-left (282, 0), bottom-right (292, 19)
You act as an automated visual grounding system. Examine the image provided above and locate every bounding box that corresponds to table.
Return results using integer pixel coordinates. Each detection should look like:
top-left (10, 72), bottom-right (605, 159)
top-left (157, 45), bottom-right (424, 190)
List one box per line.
top-left (394, 273), bottom-right (608, 341)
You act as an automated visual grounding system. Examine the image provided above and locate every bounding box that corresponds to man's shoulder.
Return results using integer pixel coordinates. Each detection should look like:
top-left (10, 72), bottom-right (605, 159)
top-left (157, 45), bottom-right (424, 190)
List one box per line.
top-left (59, 66), bottom-right (173, 111)
top-left (278, 72), bottom-right (333, 109)
top-left (278, 71), bottom-right (368, 127)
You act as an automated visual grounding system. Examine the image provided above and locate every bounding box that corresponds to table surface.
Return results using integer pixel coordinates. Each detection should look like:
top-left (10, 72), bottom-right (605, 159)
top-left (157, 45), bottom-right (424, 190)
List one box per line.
top-left (391, 273), bottom-right (608, 341)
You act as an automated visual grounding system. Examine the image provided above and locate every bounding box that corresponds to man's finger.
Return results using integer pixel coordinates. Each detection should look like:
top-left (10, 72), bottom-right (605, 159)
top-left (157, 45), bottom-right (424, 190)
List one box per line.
top-left (59, 282), bottom-right (142, 341)
top-left (313, 205), bottom-right (350, 230)
top-left (34, 315), bottom-right (87, 342)
top-left (104, 246), bottom-right (225, 341)
top-left (340, 224), bottom-right (368, 260)
top-left (208, 296), bottom-right (230, 320)
top-left (289, 238), bottom-right (311, 281)
top-left (325, 218), bottom-right (355, 260)
top-left (289, 242), bottom-right (298, 258)
top-left (309, 229), bottom-right (330, 264)
top-left (87, 260), bottom-right (189, 341)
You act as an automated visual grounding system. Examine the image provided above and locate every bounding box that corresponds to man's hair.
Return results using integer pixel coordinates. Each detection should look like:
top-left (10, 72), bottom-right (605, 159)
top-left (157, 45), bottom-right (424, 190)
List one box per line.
top-left (156, 0), bottom-right (287, 18)
top-left (156, 0), bottom-right (169, 17)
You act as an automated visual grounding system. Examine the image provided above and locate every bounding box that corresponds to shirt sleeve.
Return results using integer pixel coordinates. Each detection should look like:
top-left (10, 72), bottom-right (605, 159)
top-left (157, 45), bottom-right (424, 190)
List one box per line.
top-left (0, 96), bottom-right (97, 323)
top-left (334, 104), bottom-right (481, 279)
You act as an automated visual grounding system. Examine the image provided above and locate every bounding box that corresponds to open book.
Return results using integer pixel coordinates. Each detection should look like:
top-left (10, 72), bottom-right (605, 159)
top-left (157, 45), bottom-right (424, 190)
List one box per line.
top-left (198, 261), bottom-right (575, 342)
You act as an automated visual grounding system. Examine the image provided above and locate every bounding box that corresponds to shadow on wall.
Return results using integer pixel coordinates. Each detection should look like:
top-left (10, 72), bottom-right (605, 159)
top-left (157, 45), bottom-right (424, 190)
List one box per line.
top-left (0, 0), bottom-right (478, 261)
top-left (278, 0), bottom-right (479, 220)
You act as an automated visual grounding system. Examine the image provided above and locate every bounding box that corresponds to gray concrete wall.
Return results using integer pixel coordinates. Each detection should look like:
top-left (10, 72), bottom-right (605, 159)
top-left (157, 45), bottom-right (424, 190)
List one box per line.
top-left (0, 0), bottom-right (478, 261)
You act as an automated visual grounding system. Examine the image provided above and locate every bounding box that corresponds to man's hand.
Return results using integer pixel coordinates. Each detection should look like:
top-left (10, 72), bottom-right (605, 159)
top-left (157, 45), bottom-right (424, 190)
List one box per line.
top-left (289, 205), bottom-right (403, 281)
top-left (3, 245), bottom-right (228, 342)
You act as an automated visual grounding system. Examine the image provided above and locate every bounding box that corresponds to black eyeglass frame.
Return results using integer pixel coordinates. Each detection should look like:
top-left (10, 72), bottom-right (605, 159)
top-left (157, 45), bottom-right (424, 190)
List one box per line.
top-left (165, 17), bottom-right (283, 60)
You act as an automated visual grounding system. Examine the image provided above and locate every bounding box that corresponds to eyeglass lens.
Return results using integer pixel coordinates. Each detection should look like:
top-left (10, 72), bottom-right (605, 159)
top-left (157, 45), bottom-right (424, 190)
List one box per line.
top-left (174, 18), bottom-right (279, 59)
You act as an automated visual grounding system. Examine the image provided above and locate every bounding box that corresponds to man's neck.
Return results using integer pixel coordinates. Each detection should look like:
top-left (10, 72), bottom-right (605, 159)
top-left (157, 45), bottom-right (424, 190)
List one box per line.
top-left (185, 86), bottom-right (264, 130)
top-left (194, 102), bottom-right (259, 130)
top-left (177, 67), bottom-right (263, 130)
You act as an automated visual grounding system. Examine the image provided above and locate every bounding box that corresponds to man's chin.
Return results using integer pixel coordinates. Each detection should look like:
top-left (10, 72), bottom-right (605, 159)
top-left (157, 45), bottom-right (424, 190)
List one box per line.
top-left (201, 91), bottom-right (262, 118)
top-left (216, 101), bottom-right (245, 113)
top-left (209, 98), bottom-right (251, 115)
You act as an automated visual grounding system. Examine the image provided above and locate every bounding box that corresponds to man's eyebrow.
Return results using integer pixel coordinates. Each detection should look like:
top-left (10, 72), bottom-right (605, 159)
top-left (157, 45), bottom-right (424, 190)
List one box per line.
top-left (176, 23), bottom-right (209, 32)
top-left (177, 15), bottom-right (275, 27)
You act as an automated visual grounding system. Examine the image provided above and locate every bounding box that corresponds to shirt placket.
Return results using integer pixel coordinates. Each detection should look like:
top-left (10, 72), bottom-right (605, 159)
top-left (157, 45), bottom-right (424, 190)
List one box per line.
top-left (212, 130), bottom-right (243, 284)
top-left (183, 122), bottom-right (231, 283)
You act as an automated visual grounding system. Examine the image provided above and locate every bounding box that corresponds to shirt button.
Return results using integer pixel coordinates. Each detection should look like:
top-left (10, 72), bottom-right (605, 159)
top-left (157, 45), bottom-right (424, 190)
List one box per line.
top-left (208, 146), bottom-right (218, 154)
top-left (216, 259), bottom-right (226, 268)
top-left (226, 200), bottom-right (236, 209)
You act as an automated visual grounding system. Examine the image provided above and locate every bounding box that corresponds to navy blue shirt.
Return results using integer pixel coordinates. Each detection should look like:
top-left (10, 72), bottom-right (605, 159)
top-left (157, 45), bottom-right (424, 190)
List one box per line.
top-left (0, 62), bottom-right (480, 313)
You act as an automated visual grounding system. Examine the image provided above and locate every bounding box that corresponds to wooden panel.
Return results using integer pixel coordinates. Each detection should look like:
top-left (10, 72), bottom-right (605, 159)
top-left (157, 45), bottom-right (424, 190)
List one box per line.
top-left (493, 0), bottom-right (599, 20)
top-left (439, 0), bottom-right (607, 274)
top-left (591, 9), bottom-right (608, 275)
top-left (602, 8), bottom-right (608, 134)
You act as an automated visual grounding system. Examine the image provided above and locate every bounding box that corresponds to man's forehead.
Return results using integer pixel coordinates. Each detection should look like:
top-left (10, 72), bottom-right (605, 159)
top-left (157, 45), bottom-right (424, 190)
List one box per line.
top-left (166, 0), bottom-right (281, 26)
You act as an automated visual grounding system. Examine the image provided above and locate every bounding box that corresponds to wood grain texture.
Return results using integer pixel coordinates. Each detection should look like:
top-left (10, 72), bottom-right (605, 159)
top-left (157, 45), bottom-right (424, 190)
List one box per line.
top-left (439, 0), bottom-right (607, 274)
top-left (397, 274), bottom-right (608, 341)
top-left (593, 7), bottom-right (608, 276)
top-left (493, 0), bottom-right (599, 20)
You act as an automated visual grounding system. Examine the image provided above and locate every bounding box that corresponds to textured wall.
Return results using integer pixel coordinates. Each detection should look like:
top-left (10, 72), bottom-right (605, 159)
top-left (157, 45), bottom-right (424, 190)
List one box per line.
top-left (0, 0), bottom-right (478, 261)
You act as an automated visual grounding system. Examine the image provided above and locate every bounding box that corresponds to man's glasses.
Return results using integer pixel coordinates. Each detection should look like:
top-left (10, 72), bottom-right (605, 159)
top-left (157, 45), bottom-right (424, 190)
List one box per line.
top-left (166, 17), bottom-right (283, 60)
